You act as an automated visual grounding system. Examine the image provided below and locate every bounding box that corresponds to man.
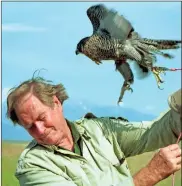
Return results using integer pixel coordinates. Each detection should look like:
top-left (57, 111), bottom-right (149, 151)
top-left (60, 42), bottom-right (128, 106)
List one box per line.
top-left (7, 76), bottom-right (181, 186)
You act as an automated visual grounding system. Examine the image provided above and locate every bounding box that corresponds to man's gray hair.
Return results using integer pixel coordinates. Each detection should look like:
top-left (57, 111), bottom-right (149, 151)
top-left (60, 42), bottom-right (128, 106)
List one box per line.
top-left (6, 76), bottom-right (68, 125)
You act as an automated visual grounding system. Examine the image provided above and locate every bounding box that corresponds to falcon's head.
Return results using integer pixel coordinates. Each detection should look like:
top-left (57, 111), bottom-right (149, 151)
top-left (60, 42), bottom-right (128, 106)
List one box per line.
top-left (75, 37), bottom-right (89, 55)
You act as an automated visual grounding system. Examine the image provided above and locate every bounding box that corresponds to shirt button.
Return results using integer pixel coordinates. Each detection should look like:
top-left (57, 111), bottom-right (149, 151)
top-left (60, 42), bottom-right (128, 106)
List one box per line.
top-left (80, 161), bottom-right (85, 166)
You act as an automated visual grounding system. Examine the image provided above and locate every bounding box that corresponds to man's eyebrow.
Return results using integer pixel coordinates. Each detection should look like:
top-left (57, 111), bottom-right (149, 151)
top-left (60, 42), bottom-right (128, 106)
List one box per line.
top-left (21, 122), bottom-right (33, 129)
top-left (38, 112), bottom-right (46, 118)
top-left (24, 123), bottom-right (33, 129)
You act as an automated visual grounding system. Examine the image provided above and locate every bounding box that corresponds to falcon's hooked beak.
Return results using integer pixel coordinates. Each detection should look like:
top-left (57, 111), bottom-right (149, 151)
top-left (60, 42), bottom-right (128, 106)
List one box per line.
top-left (75, 49), bottom-right (79, 55)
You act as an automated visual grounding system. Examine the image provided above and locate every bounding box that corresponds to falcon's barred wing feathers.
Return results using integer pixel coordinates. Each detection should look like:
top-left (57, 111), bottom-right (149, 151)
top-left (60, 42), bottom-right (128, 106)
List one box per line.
top-left (99, 9), bottom-right (134, 40)
top-left (87, 4), bottom-right (108, 34)
top-left (87, 4), bottom-right (134, 40)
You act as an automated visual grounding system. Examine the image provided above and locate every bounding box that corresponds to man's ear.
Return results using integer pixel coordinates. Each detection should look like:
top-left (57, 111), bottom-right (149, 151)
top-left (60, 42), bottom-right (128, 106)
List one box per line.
top-left (53, 95), bottom-right (62, 107)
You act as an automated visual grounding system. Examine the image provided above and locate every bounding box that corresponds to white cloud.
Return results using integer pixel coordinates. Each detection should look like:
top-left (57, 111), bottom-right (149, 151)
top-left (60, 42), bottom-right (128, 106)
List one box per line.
top-left (2, 87), bottom-right (11, 103)
top-left (145, 105), bottom-right (155, 111)
top-left (79, 102), bottom-right (88, 111)
top-left (2, 23), bottom-right (47, 32)
top-left (83, 106), bottom-right (88, 111)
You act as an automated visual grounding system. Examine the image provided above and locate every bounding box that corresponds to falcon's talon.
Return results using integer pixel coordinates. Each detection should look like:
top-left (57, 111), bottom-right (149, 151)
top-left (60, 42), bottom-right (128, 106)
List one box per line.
top-left (152, 67), bottom-right (166, 89)
top-left (117, 81), bottom-right (133, 104)
top-left (117, 100), bottom-right (122, 105)
top-left (128, 87), bottom-right (133, 93)
top-left (158, 86), bottom-right (164, 90)
top-left (117, 95), bottom-right (123, 105)
top-left (126, 84), bottom-right (133, 92)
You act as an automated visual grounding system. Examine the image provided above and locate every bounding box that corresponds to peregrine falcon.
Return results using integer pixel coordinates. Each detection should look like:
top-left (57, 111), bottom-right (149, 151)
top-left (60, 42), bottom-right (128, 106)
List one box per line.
top-left (75, 4), bottom-right (181, 103)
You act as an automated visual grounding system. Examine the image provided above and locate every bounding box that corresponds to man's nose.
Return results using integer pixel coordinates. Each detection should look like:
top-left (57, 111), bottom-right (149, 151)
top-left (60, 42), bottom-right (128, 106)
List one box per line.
top-left (34, 121), bottom-right (45, 135)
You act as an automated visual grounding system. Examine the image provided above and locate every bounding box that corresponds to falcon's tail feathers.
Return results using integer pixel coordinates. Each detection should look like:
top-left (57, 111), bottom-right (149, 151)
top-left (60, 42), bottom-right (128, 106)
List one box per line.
top-left (134, 42), bottom-right (174, 59)
top-left (128, 38), bottom-right (178, 60)
top-left (141, 39), bottom-right (181, 50)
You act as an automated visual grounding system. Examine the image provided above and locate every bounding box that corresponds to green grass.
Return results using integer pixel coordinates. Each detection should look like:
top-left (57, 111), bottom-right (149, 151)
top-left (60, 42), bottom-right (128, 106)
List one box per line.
top-left (2, 141), bottom-right (28, 186)
top-left (2, 141), bottom-right (181, 186)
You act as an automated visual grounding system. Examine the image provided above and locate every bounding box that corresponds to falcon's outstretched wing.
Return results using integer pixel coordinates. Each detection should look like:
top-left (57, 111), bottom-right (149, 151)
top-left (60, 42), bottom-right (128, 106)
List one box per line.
top-left (87, 4), bottom-right (134, 40)
top-left (87, 4), bottom-right (109, 34)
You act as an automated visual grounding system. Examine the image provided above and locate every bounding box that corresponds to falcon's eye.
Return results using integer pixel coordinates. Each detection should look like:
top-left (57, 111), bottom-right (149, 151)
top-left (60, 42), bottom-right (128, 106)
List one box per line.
top-left (78, 44), bottom-right (82, 52)
top-left (81, 45), bottom-right (84, 52)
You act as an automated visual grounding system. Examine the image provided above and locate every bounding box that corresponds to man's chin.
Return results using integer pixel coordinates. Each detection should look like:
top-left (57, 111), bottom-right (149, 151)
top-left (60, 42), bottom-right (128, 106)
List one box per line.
top-left (36, 138), bottom-right (61, 146)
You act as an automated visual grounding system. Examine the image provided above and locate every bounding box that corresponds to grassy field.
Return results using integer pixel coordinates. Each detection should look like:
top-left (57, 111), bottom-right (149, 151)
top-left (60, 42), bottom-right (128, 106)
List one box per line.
top-left (2, 141), bottom-right (181, 186)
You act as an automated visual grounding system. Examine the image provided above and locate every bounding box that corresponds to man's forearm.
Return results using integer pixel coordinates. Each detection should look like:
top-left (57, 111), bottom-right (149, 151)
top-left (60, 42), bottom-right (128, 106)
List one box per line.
top-left (133, 143), bottom-right (181, 186)
top-left (133, 166), bottom-right (160, 186)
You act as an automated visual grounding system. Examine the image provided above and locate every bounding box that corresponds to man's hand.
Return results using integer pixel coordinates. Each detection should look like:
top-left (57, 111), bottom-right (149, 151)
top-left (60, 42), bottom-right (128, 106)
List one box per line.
top-left (133, 144), bottom-right (181, 186)
top-left (148, 144), bottom-right (181, 180)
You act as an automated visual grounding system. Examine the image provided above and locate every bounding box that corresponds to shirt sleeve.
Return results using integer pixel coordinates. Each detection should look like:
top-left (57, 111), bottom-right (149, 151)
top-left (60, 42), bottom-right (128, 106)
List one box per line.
top-left (95, 90), bottom-right (181, 158)
top-left (168, 88), bottom-right (181, 114)
top-left (17, 169), bottom-right (77, 186)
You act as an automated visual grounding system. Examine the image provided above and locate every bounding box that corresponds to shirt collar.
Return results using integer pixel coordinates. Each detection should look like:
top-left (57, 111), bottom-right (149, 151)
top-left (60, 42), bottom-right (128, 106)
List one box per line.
top-left (66, 118), bottom-right (91, 140)
top-left (66, 119), bottom-right (83, 144)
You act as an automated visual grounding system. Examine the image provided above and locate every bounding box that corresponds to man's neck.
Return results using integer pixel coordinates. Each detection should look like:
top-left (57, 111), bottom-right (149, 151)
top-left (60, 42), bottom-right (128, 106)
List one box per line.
top-left (58, 119), bottom-right (74, 151)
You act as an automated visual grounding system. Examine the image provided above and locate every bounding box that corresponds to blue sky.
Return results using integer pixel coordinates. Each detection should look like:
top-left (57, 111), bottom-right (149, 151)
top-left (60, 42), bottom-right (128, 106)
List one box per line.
top-left (2, 1), bottom-right (181, 117)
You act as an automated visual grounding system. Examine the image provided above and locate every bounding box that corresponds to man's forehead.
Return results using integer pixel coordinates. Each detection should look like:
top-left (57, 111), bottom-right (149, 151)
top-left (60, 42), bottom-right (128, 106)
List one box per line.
top-left (14, 93), bottom-right (35, 109)
top-left (13, 94), bottom-right (37, 124)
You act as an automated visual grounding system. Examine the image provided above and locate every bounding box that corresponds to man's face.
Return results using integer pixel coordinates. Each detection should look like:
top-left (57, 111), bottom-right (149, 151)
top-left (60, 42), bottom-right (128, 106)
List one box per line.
top-left (14, 93), bottom-right (66, 146)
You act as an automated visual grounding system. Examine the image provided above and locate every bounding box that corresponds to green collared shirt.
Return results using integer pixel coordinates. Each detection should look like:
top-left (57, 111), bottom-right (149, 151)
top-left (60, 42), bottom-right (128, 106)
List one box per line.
top-left (15, 94), bottom-right (181, 186)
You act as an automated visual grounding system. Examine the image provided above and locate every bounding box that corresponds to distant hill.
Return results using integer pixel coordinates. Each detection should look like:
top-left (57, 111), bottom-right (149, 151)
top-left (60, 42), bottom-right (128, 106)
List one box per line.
top-left (63, 99), bottom-right (156, 121)
top-left (2, 100), bottom-right (156, 141)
